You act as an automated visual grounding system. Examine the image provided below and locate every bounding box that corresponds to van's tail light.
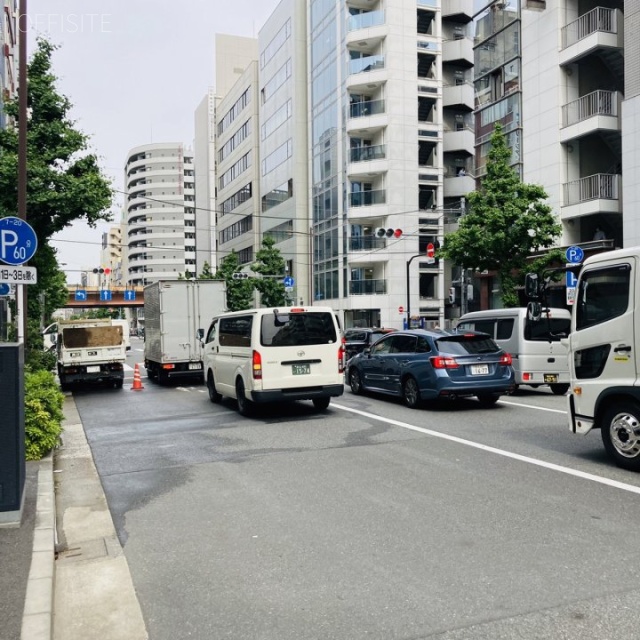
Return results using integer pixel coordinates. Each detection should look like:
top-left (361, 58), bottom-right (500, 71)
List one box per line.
top-left (339, 338), bottom-right (346, 373)
top-left (499, 353), bottom-right (513, 366)
top-left (252, 350), bottom-right (262, 379)
top-left (430, 356), bottom-right (459, 369)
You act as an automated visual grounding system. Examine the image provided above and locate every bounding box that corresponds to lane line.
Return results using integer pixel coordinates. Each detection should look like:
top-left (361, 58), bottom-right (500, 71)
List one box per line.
top-left (499, 399), bottom-right (566, 414)
top-left (332, 403), bottom-right (640, 495)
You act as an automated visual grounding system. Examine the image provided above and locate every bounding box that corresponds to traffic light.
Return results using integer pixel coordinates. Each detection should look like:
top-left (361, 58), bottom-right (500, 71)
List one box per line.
top-left (449, 287), bottom-right (456, 304)
top-left (232, 272), bottom-right (250, 280)
top-left (92, 267), bottom-right (104, 274)
top-left (375, 228), bottom-right (403, 238)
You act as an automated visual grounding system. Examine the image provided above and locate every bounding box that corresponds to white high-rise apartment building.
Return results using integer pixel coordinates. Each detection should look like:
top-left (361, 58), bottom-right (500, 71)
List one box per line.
top-left (0, 0), bottom-right (17, 131)
top-left (307, 0), bottom-right (472, 328)
top-left (123, 143), bottom-right (195, 286)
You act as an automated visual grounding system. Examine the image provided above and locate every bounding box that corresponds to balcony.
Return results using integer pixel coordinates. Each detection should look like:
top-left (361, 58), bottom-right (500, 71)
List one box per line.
top-left (346, 11), bottom-right (387, 52)
top-left (346, 99), bottom-right (387, 134)
top-left (443, 127), bottom-right (474, 155)
top-left (560, 90), bottom-right (621, 143)
top-left (346, 55), bottom-right (386, 92)
top-left (560, 7), bottom-right (624, 66)
top-left (348, 188), bottom-right (386, 209)
top-left (441, 0), bottom-right (473, 22)
top-left (442, 37), bottom-right (473, 67)
top-left (349, 236), bottom-right (386, 252)
top-left (561, 173), bottom-right (621, 219)
top-left (348, 144), bottom-right (387, 174)
top-left (444, 174), bottom-right (475, 199)
top-left (443, 82), bottom-right (474, 111)
top-left (349, 279), bottom-right (387, 295)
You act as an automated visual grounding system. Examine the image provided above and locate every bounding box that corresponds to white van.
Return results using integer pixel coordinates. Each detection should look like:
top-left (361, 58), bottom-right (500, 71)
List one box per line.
top-left (456, 307), bottom-right (571, 395)
top-left (203, 306), bottom-right (345, 415)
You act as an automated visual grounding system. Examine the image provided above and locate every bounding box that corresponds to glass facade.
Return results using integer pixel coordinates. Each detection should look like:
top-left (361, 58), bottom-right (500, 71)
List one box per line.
top-left (310, 0), bottom-right (341, 301)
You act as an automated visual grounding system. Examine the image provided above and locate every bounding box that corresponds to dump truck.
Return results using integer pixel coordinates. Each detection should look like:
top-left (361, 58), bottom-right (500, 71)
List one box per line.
top-left (56, 318), bottom-right (127, 390)
top-left (143, 279), bottom-right (226, 383)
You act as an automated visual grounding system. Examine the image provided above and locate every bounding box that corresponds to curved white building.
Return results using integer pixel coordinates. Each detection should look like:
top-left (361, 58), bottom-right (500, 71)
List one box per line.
top-left (124, 142), bottom-right (195, 286)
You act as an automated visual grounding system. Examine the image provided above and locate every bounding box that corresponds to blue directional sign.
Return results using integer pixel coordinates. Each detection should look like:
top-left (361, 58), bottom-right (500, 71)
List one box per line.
top-left (124, 289), bottom-right (136, 301)
top-left (566, 270), bottom-right (578, 288)
top-left (0, 283), bottom-right (10, 296)
top-left (0, 216), bottom-right (38, 265)
top-left (565, 246), bottom-right (584, 264)
top-left (283, 276), bottom-right (294, 287)
top-left (100, 289), bottom-right (112, 301)
top-left (75, 289), bottom-right (87, 301)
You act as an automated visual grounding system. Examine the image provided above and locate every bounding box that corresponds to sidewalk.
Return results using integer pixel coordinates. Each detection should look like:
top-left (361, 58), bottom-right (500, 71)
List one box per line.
top-left (0, 394), bottom-right (148, 640)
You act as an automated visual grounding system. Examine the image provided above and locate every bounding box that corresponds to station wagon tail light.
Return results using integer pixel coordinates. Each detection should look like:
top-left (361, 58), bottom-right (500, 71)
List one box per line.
top-left (499, 353), bottom-right (513, 366)
top-left (339, 338), bottom-right (346, 373)
top-left (430, 356), bottom-right (459, 369)
top-left (252, 350), bottom-right (262, 379)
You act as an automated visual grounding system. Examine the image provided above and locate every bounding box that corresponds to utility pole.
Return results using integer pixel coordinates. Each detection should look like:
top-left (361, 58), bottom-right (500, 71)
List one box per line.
top-left (17, 0), bottom-right (28, 342)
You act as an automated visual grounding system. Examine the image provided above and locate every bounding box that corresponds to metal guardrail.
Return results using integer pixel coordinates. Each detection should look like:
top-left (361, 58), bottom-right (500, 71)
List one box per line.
top-left (561, 6), bottom-right (616, 49)
top-left (562, 90), bottom-right (617, 127)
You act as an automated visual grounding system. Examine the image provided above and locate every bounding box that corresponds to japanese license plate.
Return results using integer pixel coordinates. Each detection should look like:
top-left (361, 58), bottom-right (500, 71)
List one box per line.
top-left (544, 374), bottom-right (558, 383)
top-left (86, 365), bottom-right (100, 373)
top-left (292, 364), bottom-right (310, 375)
top-left (471, 364), bottom-right (489, 375)
top-left (189, 363), bottom-right (202, 370)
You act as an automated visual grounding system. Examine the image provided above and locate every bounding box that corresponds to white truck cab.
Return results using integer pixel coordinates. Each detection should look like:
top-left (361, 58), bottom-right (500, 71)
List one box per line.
top-left (527, 247), bottom-right (640, 471)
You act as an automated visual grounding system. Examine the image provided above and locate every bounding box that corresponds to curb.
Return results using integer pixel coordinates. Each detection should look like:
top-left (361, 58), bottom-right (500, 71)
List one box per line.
top-left (20, 453), bottom-right (55, 640)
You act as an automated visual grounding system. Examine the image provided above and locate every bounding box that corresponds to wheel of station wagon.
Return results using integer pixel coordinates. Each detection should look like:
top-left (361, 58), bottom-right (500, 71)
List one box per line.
top-left (601, 401), bottom-right (640, 472)
top-left (312, 397), bottom-right (330, 411)
top-left (349, 368), bottom-right (363, 395)
top-left (207, 372), bottom-right (221, 403)
top-left (402, 376), bottom-right (421, 409)
top-left (550, 383), bottom-right (570, 396)
top-left (235, 378), bottom-right (253, 416)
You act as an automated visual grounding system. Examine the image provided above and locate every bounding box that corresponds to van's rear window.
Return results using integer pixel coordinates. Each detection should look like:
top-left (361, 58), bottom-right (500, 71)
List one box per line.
top-left (261, 312), bottom-right (337, 346)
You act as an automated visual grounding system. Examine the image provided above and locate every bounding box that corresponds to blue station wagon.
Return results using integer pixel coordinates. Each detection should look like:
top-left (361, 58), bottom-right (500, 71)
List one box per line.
top-left (346, 329), bottom-right (515, 408)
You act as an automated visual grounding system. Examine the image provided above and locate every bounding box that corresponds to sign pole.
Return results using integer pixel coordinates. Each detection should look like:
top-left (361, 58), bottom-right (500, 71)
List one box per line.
top-left (17, 0), bottom-right (28, 342)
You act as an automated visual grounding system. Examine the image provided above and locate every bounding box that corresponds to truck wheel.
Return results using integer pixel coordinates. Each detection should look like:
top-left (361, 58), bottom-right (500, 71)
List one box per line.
top-left (550, 384), bottom-right (570, 395)
top-left (312, 397), bottom-right (330, 411)
top-left (601, 401), bottom-right (640, 471)
top-left (236, 378), bottom-right (253, 417)
top-left (207, 372), bottom-right (221, 403)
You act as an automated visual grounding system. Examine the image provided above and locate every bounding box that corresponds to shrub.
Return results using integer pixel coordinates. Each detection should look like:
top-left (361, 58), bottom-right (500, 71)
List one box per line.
top-left (24, 368), bottom-right (64, 460)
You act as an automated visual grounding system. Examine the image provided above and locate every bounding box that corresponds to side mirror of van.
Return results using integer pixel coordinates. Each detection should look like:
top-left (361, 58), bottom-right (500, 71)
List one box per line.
top-left (196, 328), bottom-right (204, 341)
top-left (524, 273), bottom-right (540, 300)
top-left (526, 301), bottom-right (542, 322)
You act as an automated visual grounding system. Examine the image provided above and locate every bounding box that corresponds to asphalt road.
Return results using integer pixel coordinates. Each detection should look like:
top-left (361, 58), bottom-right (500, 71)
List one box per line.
top-left (69, 338), bottom-right (640, 639)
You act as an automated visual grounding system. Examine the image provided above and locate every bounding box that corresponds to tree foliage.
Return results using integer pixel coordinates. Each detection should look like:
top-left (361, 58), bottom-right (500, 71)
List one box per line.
top-left (439, 123), bottom-right (562, 307)
top-left (252, 236), bottom-right (287, 307)
top-left (214, 251), bottom-right (254, 311)
top-left (0, 38), bottom-right (113, 339)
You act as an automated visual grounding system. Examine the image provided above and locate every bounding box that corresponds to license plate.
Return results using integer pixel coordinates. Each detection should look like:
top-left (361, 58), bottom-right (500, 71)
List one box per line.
top-left (292, 364), bottom-right (310, 375)
top-left (544, 374), bottom-right (558, 383)
top-left (471, 364), bottom-right (489, 375)
top-left (86, 365), bottom-right (100, 373)
top-left (189, 363), bottom-right (201, 370)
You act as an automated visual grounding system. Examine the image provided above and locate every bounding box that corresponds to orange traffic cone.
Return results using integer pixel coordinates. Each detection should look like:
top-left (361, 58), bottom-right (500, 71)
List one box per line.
top-left (131, 363), bottom-right (144, 391)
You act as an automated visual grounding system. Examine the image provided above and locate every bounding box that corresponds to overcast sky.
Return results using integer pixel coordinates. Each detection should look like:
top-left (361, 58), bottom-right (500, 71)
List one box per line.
top-left (27, 0), bottom-right (278, 283)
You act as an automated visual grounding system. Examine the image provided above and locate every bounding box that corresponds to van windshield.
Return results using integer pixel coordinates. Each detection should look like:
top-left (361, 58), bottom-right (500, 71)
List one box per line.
top-left (261, 312), bottom-right (337, 346)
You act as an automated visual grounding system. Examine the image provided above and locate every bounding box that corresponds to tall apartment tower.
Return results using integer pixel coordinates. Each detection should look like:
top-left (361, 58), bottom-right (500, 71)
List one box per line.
top-left (257, 0), bottom-right (310, 306)
top-left (306, 0), bottom-right (472, 328)
top-left (123, 143), bottom-right (195, 286)
top-left (0, 0), bottom-right (18, 130)
top-left (516, 0), bottom-right (624, 254)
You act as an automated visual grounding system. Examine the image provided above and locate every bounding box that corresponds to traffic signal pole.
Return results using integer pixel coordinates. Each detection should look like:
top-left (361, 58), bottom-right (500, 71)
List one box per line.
top-left (405, 253), bottom-right (422, 330)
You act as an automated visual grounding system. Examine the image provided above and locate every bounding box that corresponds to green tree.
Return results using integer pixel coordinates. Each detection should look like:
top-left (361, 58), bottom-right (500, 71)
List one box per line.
top-left (0, 38), bottom-right (113, 348)
top-left (214, 250), bottom-right (254, 311)
top-left (439, 123), bottom-right (562, 307)
top-left (252, 236), bottom-right (287, 307)
top-left (198, 261), bottom-right (215, 279)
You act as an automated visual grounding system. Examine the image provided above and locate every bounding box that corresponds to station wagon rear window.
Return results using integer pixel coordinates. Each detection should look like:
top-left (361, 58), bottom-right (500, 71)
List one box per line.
top-left (435, 335), bottom-right (500, 355)
top-left (261, 311), bottom-right (337, 346)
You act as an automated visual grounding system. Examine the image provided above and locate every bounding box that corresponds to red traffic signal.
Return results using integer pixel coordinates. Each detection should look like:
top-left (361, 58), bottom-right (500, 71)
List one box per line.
top-left (375, 227), bottom-right (403, 238)
top-left (104, 268), bottom-right (111, 275)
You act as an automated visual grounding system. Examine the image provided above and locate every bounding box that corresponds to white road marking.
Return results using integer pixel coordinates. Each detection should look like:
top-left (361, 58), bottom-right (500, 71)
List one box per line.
top-left (499, 399), bottom-right (566, 414)
top-left (333, 403), bottom-right (640, 496)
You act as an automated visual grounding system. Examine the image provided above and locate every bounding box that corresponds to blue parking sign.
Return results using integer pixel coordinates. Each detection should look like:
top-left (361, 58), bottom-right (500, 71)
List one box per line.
top-left (0, 216), bottom-right (38, 265)
top-left (565, 246), bottom-right (584, 264)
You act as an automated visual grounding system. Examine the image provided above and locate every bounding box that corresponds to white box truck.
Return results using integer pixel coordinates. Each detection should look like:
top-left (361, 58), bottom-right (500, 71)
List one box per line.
top-left (143, 279), bottom-right (226, 383)
top-left (56, 318), bottom-right (127, 390)
top-left (44, 319), bottom-right (130, 352)
top-left (526, 247), bottom-right (640, 471)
